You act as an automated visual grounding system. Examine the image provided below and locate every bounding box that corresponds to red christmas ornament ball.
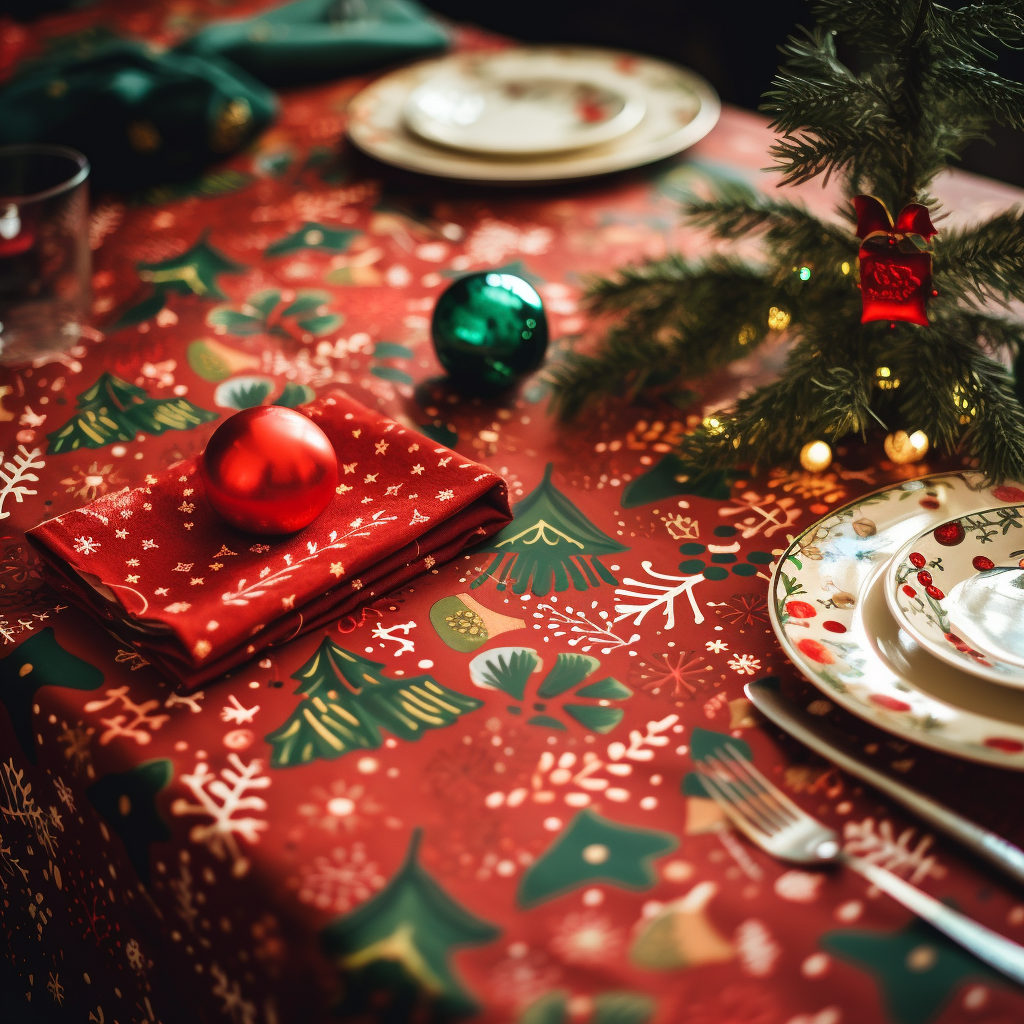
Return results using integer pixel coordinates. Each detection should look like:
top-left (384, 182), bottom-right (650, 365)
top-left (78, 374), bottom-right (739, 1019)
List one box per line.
top-left (201, 406), bottom-right (338, 535)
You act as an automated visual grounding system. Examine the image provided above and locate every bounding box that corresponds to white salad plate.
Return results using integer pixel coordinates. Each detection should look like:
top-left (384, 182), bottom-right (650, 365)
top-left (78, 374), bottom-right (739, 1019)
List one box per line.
top-left (885, 506), bottom-right (1024, 685)
top-left (770, 473), bottom-right (1024, 769)
top-left (403, 71), bottom-right (646, 156)
top-left (347, 47), bottom-right (720, 182)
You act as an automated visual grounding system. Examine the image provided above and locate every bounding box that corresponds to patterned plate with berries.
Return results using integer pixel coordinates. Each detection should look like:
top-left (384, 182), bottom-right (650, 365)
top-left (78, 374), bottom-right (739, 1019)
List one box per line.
top-left (771, 474), bottom-right (1024, 767)
top-left (886, 505), bottom-right (1024, 683)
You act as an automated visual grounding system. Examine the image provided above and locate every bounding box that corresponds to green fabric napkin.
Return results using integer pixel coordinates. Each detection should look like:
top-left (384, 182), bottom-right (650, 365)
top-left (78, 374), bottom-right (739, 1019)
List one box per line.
top-left (0, 40), bottom-right (277, 190)
top-left (0, 0), bottom-right (448, 189)
top-left (178, 0), bottom-right (449, 86)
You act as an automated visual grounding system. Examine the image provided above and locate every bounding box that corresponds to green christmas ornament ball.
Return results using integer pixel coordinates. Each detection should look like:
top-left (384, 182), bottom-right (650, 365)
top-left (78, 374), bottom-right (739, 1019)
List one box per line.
top-left (431, 271), bottom-right (548, 395)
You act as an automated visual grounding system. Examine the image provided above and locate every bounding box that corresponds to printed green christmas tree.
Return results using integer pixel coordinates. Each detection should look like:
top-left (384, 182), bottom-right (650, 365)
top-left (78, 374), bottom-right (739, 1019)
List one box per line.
top-left (321, 828), bottom-right (499, 1021)
top-left (47, 372), bottom-right (218, 453)
top-left (113, 235), bottom-right (246, 328)
top-left (0, 628), bottom-right (103, 762)
top-left (265, 638), bottom-right (484, 768)
top-left (472, 463), bottom-right (627, 596)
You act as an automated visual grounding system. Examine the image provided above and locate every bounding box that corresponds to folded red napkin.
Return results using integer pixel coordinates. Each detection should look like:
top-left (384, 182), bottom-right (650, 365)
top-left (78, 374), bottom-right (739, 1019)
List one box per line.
top-left (28, 392), bottom-right (512, 690)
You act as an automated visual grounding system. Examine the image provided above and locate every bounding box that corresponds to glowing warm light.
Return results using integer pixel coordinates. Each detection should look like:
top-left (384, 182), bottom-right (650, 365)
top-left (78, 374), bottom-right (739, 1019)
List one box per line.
top-left (767, 306), bottom-right (791, 331)
top-left (884, 429), bottom-right (929, 464)
top-left (841, 261), bottom-right (851, 275)
top-left (702, 416), bottom-right (726, 436)
top-left (875, 366), bottom-right (900, 389)
top-left (799, 440), bottom-right (832, 472)
top-left (737, 324), bottom-right (757, 345)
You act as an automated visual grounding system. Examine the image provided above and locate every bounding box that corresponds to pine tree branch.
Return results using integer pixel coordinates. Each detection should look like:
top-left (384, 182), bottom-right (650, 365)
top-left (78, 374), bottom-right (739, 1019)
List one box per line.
top-left (944, 3), bottom-right (1024, 55)
top-left (928, 61), bottom-right (1024, 131)
top-left (934, 206), bottom-right (1024, 306)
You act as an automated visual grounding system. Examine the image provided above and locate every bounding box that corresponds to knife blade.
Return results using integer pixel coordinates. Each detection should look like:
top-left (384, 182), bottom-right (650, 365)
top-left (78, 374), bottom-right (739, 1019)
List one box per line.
top-left (745, 678), bottom-right (1024, 887)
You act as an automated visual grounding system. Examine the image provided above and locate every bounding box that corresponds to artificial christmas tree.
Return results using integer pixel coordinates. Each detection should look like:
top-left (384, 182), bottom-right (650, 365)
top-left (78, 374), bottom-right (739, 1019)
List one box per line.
top-left (551, 0), bottom-right (1024, 481)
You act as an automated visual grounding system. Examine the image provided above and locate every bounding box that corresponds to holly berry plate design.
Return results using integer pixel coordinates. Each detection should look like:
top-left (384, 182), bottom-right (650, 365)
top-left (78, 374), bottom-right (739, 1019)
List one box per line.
top-left (885, 505), bottom-right (1024, 686)
top-left (770, 475), bottom-right (1024, 768)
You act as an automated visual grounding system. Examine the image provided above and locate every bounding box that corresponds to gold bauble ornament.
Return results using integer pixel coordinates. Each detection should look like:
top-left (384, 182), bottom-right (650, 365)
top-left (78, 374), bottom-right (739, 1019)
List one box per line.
top-left (799, 440), bottom-right (833, 472)
top-left (884, 429), bottom-right (929, 464)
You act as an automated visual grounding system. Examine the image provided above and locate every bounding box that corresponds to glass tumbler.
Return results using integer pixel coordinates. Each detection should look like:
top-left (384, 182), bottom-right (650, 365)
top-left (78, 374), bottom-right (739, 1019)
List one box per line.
top-left (0, 145), bottom-right (90, 365)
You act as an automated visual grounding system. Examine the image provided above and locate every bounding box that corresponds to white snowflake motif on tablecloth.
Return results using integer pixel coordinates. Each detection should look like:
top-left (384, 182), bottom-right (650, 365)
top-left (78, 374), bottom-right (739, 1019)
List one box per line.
top-left (727, 654), bottom-right (762, 676)
top-left (46, 972), bottom-right (63, 1005)
top-left (53, 777), bottom-right (75, 813)
top-left (291, 843), bottom-right (386, 913)
top-left (73, 536), bottom-right (100, 555)
top-left (735, 918), bottom-right (781, 977)
top-left (614, 561), bottom-right (707, 629)
top-left (1, 759), bottom-right (62, 857)
top-left (842, 817), bottom-right (945, 884)
top-left (125, 938), bottom-right (144, 971)
top-left (221, 695), bottom-right (259, 725)
top-left (211, 964), bottom-right (257, 1024)
top-left (548, 911), bottom-right (624, 964)
top-left (171, 754), bottom-right (270, 877)
top-left (705, 639), bottom-right (729, 653)
top-left (370, 621), bottom-right (416, 655)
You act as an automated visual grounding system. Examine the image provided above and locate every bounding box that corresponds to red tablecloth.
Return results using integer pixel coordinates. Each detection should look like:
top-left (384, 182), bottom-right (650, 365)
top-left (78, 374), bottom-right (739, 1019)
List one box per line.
top-left (4, 4), bottom-right (1024, 1024)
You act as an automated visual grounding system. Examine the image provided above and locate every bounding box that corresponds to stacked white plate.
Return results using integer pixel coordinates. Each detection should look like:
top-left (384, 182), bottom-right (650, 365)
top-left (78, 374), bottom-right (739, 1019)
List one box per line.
top-left (347, 47), bottom-right (720, 182)
top-left (770, 472), bottom-right (1024, 769)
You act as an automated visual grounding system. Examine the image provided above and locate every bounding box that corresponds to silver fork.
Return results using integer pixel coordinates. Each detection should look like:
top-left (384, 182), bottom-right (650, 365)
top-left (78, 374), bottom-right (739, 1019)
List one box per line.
top-left (697, 743), bottom-right (1024, 985)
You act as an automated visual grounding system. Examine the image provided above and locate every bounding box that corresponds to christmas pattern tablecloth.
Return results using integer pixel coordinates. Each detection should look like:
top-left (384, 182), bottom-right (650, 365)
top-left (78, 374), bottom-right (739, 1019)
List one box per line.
top-left (5, 4), bottom-right (1024, 1024)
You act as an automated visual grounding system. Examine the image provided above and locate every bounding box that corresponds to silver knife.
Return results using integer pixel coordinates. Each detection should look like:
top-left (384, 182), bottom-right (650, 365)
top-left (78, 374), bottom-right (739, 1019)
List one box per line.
top-left (745, 678), bottom-right (1024, 886)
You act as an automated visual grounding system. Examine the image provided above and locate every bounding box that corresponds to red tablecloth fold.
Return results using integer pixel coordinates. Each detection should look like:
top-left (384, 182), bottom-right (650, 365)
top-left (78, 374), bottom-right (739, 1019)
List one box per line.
top-left (27, 392), bottom-right (512, 690)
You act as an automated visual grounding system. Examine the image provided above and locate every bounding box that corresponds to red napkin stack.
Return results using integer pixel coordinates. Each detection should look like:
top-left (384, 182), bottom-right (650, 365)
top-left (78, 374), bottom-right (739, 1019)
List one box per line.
top-left (28, 393), bottom-right (512, 690)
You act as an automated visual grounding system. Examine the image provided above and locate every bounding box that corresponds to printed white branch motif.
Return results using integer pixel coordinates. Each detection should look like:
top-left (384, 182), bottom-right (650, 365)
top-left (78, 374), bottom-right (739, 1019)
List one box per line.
top-left (165, 690), bottom-right (206, 714)
top-left (370, 621), bottom-right (416, 656)
top-left (211, 964), bottom-right (257, 1024)
top-left (534, 600), bottom-right (639, 654)
top-left (84, 686), bottom-right (170, 745)
top-left (221, 695), bottom-right (259, 725)
top-left (613, 561), bottom-right (706, 629)
top-left (843, 817), bottom-right (945, 884)
top-left (0, 446), bottom-right (43, 519)
top-left (220, 511), bottom-right (398, 606)
top-left (0, 759), bottom-right (62, 857)
top-left (607, 714), bottom-right (679, 762)
top-left (171, 754), bottom-right (271, 877)
top-left (0, 827), bottom-right (29, 888)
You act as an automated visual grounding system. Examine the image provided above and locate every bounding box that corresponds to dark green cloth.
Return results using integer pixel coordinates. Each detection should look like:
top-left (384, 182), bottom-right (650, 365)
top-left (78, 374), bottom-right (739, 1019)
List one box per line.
top-left (178, 0), bottom-right (449, 86)
top-left (0, 0), bottom-right (448, 190)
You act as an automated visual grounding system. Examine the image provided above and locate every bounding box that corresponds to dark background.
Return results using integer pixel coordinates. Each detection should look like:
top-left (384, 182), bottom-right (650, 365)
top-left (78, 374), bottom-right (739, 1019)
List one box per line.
top-left (425, 0), bottom-right (1024, 188)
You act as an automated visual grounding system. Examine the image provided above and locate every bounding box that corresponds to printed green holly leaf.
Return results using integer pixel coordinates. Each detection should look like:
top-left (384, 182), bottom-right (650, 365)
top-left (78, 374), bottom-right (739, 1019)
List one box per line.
top-left (47, 372), bottom-right (217, 453)
top-left (469, 647), bottom-right (631, 733)
top-left (265, 222), bottom-right (360, 256)
top-left (206, 288), bottom-right (343, 341)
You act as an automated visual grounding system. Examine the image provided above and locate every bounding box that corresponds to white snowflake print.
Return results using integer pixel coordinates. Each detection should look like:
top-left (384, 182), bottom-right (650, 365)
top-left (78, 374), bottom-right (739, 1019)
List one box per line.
top-left (728, 654), bottom-right (762, 675)
top-left (210, 964), bottom-right (257, 1024)
top-left (370, 621), bottom-right (416, 656)
top-left (73, 536), bottom-right (101, 555)
top-left (53, 777), bottom-right (75, 813)
top-left (735, 918), bottom-right (781, 977)
top-left (46, 972), bottom-right (63, 1005)
top-left (171, 754), bottom-right (271, 877)
top-left (705, 639), bottom-right (729, 653)
top-left (84, 686), bottom-right (170, 746)
top-left (548, 911), bottom-right (623, 965)
top-left (436, 489), bottom-right (454, 501)
top-left (292, 844), bottom-right (386, 913)
top-left (774, 870), bottom-right (823, 903)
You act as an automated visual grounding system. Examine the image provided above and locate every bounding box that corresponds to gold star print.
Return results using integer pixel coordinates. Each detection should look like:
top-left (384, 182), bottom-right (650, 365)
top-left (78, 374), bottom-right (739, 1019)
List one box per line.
top-left (411, 464), bottom-right (424, 475)
top-left (173, 563), bottom-right (194, 572)
top-left (352, 429), bottom-right (361, 438)
top-left (154, 587), bottom-right (169, 596)
top-left (385, 484), bottom-right (403, 496)
top-left (363, 473), bottom-right (378, 483)
top-left (330, 562), bottom-right (345, 577)
top-left (361, 496), bottom-right (374, 504)
top-left (336, 483), bottom-right (352, 494)
top-left (184, 523), bottom-right (194, 530)
top-left (282, 595), bottom-right (296, 609)
top-left (343, 462), bottom-right (357, 474)
top-left (408, 443), bottom-right (420, 452)
top-left (126, 558), bottom-right (140, 566)
top-left (375, 440), bottom-right (388, 455)
top-left (145, 475), bottom-right (158, 485)
top-left (142, 539), bottom-right (158, 549)
top-left (438, 456), bottom-right (452, 467)
top-left (209, 562), bottom-right (224, 571)
top-left (116, 529), bottom-right (129, 539)
top-left (190, 577), bottom-right (204, 586)
top-left (125, 574), bottom-right (141, 583)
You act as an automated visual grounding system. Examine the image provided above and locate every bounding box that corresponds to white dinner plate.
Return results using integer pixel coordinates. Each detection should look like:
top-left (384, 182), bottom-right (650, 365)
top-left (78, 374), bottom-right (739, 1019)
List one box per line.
top-left (770, 473), bottom-right (1024, 769)
top-left (885, 506), bottom-right (1024, 686)
top-left (347, 47), bottom-right (720, 182)
top-left (404, 71), bottom-right (646, 156)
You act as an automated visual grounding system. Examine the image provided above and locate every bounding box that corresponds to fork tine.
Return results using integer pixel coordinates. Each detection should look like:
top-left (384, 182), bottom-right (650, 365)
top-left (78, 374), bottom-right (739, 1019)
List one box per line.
top-left (722, 742), bottom-right (807, 819)
top-left (696, 768), bottom-right (772, 846)
top-left (716, 747), bottom-right (798, 826)
top-left (705, 754), bottom-right (790, 832)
